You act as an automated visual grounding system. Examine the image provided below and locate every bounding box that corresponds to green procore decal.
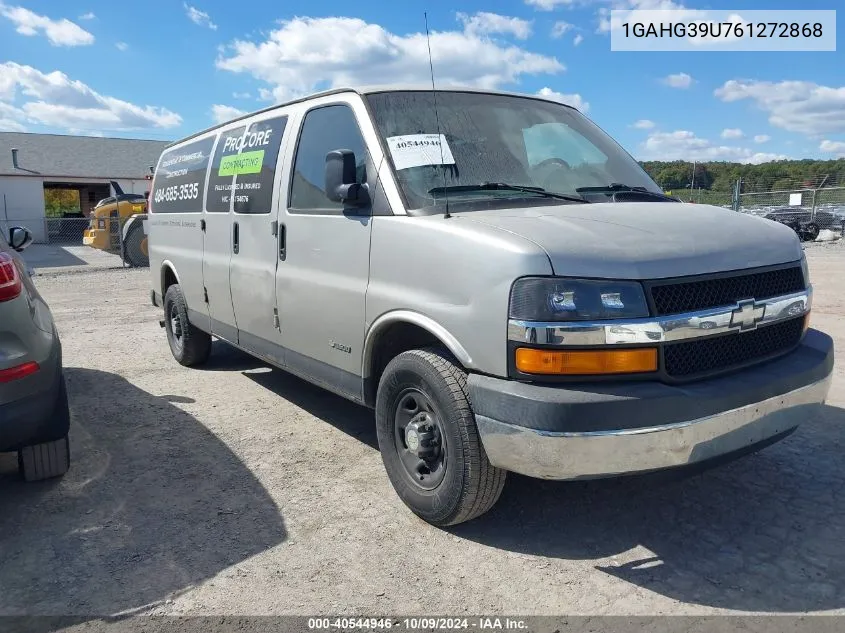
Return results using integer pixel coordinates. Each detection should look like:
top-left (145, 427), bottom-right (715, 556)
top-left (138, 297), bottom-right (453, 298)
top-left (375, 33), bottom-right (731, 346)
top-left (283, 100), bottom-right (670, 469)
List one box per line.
top-left (218, 150), bottom-right (264, 176)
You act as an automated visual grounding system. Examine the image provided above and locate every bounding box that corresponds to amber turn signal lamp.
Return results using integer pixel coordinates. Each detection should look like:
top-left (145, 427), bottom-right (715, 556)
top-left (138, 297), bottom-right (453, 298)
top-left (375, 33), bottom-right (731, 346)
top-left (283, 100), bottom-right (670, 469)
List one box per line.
top-left (515, 347), bottom-right (658, 375)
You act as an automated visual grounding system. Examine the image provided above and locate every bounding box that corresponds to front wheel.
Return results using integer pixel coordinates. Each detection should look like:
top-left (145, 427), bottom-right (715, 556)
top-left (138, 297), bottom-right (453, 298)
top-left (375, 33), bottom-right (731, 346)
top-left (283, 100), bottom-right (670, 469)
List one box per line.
top-left (375, 347), bottom-right (506, 526)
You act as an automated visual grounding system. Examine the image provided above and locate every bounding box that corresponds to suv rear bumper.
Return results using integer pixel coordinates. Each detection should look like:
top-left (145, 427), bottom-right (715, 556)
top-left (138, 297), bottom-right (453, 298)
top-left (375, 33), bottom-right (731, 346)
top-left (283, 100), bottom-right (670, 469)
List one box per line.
top-left (468, 328), bottom-right (833, 480)
top-left (0, 336), bottom-right (69, 453)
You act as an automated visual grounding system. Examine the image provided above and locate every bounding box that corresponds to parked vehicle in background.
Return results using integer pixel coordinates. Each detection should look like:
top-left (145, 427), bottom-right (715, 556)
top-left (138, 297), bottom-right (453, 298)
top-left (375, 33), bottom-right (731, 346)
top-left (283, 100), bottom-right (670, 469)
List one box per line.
top-left (0, 226), bottom-right (71, 481)
top-left (83, 181), bottom-right (150, 266)
top-left (762, 207), bottom-right (840, 242)
top-left (147, 86), bottom-right (833, 527)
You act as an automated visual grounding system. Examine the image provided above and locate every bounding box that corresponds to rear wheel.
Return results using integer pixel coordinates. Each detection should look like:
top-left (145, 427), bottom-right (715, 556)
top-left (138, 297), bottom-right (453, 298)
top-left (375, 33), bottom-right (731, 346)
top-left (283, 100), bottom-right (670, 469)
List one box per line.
top-left (375, 347), bottom-right (506, 526)
top-left (123, 222), bottom-right (149, 267)
top-left (164, 284), bottom-right (211, 367)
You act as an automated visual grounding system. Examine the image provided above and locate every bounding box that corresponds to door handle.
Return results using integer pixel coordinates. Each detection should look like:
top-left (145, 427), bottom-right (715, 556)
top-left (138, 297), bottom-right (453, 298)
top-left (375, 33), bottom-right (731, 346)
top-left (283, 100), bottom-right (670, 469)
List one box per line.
top-left (278, 223), bottom-right (286, 261)
top-left (232, 221), bottom-right (239, 254)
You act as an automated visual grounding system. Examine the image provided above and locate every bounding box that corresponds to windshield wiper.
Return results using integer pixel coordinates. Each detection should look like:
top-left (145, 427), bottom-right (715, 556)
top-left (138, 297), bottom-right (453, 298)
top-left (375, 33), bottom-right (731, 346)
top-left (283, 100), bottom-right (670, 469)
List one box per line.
top-left (428, 182), bottom-right (588, 204)
top-left (576, 183), bottom-right (679, 201)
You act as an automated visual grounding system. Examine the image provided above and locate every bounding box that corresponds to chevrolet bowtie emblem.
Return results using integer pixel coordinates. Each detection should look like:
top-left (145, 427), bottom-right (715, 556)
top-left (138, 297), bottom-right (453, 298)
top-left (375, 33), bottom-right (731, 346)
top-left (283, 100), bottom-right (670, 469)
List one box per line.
top-left (730, 299), bottom-right (766, 331)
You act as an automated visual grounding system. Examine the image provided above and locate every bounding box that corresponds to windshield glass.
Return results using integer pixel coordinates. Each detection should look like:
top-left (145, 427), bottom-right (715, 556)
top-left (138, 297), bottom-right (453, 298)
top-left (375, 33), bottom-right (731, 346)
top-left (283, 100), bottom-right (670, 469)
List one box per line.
top-left (365, 91), bottom-right (662, 211)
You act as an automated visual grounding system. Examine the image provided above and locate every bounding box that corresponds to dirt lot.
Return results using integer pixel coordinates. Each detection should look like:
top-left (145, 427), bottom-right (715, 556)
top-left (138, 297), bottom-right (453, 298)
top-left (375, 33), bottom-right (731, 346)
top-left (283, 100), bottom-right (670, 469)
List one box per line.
top-left (1, 243), bottom-right (843, 617)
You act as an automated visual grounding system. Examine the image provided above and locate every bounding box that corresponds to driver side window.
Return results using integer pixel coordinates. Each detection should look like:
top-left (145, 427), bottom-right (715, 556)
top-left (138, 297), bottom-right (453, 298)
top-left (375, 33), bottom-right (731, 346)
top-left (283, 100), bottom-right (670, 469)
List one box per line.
top-left (289, 104), bottom-right (368, 213)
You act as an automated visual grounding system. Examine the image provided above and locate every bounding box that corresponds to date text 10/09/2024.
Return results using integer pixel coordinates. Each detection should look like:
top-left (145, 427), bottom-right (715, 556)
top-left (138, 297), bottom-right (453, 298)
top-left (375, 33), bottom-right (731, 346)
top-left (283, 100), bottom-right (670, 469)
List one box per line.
top-left (307, 618), bottom-right (529, 630)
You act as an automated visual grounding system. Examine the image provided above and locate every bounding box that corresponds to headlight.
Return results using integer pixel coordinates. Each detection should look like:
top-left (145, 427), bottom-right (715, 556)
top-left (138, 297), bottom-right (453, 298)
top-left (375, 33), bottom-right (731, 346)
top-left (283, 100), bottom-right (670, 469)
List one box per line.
top-left (509, 278), bottom-right (649, 321)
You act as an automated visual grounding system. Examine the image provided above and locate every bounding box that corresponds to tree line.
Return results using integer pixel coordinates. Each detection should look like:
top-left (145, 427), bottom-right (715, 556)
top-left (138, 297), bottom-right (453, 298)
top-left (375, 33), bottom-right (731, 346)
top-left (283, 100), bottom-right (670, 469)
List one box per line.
top-left (639, 158), bottom-right (845, 193)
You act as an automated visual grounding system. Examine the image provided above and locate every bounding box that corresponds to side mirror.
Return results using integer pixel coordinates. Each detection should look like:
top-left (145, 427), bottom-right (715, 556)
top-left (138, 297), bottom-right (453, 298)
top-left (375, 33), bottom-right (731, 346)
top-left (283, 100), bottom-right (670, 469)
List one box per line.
top-left (325, 149), bottom-right (370, 207)
top-left (8, 226), bottom-right (33, 252)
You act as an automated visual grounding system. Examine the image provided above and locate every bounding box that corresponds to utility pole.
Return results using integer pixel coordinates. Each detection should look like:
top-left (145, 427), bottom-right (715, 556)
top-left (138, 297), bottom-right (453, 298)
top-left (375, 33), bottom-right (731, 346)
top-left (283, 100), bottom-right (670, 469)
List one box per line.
top-left (690, 159), bottom-right (696, 191)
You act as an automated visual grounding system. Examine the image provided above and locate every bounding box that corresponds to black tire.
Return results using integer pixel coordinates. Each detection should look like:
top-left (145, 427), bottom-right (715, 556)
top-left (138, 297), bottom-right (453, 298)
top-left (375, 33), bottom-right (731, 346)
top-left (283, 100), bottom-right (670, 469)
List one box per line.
top-left (375, 347), bottom-right (506, 526)
top-left (164, 284), bottom-right (211, 367)
top-left (123, 222), bottom-right (149, 267)
top-left (19, 434), bottom-right (70, 482)
top-left (803, 223), bottom-right (820, 242)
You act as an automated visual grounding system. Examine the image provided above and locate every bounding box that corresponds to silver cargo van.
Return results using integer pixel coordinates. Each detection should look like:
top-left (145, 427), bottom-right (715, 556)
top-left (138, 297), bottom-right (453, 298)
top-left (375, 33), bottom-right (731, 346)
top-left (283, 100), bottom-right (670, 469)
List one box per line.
top-left (148, 86), bottom-right (833, 526)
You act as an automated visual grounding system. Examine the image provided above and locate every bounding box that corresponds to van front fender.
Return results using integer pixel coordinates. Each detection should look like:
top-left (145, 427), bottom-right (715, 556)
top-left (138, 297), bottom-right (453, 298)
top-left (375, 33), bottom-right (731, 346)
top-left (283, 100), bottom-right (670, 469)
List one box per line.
top-left (361, 310), bottom-right (473, 379)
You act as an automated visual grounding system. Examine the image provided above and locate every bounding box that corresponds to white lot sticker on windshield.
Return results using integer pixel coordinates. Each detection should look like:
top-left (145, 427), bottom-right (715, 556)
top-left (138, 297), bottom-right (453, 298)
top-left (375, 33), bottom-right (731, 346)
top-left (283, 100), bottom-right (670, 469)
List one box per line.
top-left (386, 134), bottom-right (455, 171)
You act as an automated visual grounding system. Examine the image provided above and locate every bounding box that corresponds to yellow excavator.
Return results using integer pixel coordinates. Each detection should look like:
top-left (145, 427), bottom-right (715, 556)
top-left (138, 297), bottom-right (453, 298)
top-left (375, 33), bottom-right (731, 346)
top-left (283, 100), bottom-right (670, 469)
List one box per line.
top-left (82, 181), bottom-right (149, 267)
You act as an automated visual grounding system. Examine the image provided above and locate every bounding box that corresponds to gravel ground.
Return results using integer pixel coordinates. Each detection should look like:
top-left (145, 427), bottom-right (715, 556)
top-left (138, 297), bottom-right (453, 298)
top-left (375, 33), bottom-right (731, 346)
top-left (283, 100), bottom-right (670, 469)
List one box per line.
top-left (0, 244), bottom-right (843, 617)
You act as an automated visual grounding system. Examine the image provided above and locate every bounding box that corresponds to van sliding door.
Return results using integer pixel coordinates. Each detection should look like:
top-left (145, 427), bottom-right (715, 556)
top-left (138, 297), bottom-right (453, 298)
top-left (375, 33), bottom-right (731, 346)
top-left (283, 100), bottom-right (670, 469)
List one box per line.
top-left (228, 115), bottom-right (289, 360)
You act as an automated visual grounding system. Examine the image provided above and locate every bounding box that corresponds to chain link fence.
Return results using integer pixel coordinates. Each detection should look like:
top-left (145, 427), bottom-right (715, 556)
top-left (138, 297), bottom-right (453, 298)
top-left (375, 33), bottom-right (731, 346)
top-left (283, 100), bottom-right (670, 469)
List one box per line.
top-left (736, 183), bottom-right (845, 242)
top-left (664, 175), bottom-right (845, 243)
top-left (1, 209), bottom-right (149, 268)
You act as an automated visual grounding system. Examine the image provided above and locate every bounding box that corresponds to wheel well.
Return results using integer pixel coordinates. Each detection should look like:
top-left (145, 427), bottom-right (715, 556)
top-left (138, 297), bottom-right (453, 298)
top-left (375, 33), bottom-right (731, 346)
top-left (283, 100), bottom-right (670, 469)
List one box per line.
top-left (162, 265), bottom-right (178, 296)
top-left (365, 322), bottom-right (453, 407)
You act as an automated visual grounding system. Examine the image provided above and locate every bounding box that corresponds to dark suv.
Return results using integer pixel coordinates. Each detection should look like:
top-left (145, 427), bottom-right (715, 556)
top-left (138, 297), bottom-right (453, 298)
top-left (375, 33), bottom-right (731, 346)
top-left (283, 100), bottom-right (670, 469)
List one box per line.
top-left (0, 226), bottom-right (70, 481)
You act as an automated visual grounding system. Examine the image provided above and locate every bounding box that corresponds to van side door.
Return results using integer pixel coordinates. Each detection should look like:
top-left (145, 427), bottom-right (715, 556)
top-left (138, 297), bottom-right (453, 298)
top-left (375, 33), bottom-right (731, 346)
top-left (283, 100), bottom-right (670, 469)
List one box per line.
top-left (228, 115), bottom-right (289, 363)
top-left (202, 127), bottom-right (244, 343)
top-left (277, 98), bottom-right (377, 400)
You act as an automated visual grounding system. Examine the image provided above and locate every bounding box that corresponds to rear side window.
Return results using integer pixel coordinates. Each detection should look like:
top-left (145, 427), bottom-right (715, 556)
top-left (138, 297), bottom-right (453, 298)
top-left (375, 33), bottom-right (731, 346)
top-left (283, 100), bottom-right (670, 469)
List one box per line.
top-left (205, 116), bottom-right (288, 214)
top-left (151, 136), bottom-right (214, 213)
top-left (207, 126), bottom-right (247, 213)
top-left (233, 116), bottom-right (288, 214)
top-left (289, 105), bottom-right (367, 213)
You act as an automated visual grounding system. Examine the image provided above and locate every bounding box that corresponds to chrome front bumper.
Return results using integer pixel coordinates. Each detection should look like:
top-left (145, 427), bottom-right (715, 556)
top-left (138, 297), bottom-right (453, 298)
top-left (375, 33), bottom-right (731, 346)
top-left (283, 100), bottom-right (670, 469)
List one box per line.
top-left (476, 375), bottom-right (831, 479)
top-left (476, 375), bottom-right (831, 480)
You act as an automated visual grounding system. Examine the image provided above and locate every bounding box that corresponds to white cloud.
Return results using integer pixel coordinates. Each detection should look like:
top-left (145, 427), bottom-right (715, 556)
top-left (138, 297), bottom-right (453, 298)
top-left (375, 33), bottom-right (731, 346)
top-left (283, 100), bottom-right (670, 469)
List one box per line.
top-left (754, 134), bottom-right (771, 144)
top-left (0, 102), bottom-right (26, 131)
top-left (573, 33), bottom-right (584, 45)
top-left (216, 16), bottom-right (564, 103)
top-left (457, 12), bottom-right (532, 40)
top-left (820, 139), bottom-right (845, 157)
top-left (661, 72), bottom-right (693, 89)
top-left (525, 0), bottom-right (578, 10)
top-left (598, 0), bottom-right (700, 34)
top-left (232, 91), bottom-right (251, 99)
top-left (715, 80), bottom-right (845, 136)
top-left (184, 3), bottom-right (216, 30)
top-left (78, 12), bottom-right (95, 20)
top-left (0, 4), bottom-right (94, 46)
top-left (640, 129), bottom-right (788, 164)
top-left (212, 104), bottom-right (246, 124)
top-left (537, 87), bottom-right (589, 112)
top-left (720, 128), bottom-right (743, 139)
top-left (633, 119), bottom-right (655, 129)
top-left (115, 41), bottom-right (128, 52)
top-left (0, 62), bottom-right (181, 131)
top-left (551, 21), bottom-right (574, 38)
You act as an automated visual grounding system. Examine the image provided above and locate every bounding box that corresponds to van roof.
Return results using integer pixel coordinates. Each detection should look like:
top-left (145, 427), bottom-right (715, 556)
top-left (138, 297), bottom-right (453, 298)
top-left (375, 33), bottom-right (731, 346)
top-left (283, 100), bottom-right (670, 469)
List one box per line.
top-left (166, 85), bottom-right (577, 150)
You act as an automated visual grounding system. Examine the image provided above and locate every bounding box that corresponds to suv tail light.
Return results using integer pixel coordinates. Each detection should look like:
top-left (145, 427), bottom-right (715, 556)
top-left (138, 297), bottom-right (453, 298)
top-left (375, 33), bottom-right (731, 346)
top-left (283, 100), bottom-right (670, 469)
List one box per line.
top-left (0, 361), bottom-right (39, 383)
top-left (0, 252), bottom-right (22, 302)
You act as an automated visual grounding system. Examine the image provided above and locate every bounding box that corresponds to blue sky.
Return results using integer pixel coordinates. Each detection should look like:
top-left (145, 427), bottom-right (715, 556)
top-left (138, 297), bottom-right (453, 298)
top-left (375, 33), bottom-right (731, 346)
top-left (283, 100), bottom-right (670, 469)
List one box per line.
top-left (0, 0), bottom-right (843, 163)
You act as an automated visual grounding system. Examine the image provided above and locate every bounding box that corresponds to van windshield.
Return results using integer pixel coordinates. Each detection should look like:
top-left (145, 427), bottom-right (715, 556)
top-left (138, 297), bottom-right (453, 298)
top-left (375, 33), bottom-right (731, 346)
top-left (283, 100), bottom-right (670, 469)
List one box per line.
top-left (365, 90), bottom-right (662, 212)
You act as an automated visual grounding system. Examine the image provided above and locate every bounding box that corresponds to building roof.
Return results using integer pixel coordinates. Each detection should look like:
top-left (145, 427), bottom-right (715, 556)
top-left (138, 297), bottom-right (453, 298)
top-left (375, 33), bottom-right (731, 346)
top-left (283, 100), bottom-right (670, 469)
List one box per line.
top-left (0, 132), bottom-right (171, 179)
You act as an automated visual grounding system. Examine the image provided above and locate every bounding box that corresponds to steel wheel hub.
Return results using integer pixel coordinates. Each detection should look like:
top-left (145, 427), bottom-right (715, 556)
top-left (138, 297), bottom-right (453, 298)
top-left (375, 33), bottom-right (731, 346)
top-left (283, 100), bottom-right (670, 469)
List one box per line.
top-left (394, 389), bottom-right (447, 490)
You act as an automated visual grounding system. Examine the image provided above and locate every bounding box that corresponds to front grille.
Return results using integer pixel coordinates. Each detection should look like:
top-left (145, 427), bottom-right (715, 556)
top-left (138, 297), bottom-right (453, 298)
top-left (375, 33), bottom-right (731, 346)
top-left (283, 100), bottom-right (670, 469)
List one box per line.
top-left (664, 316), bottom-right (804, 379)
top-left (650, 266), bottom-right (805, 316)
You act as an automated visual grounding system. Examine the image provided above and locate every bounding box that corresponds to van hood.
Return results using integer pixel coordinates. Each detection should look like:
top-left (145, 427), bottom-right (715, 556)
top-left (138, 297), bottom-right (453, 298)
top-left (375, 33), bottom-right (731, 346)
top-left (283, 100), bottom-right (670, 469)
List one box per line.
top-left (460, 202), bottom-right (803, 280)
